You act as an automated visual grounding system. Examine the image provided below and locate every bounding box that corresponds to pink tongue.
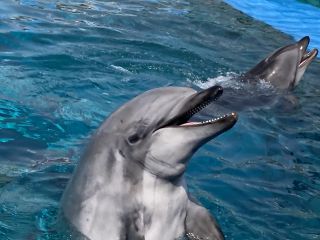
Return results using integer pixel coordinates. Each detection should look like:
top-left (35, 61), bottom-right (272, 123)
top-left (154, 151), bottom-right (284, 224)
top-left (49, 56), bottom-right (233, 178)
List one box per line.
top-left (180, 121), bottom-right (199, 126)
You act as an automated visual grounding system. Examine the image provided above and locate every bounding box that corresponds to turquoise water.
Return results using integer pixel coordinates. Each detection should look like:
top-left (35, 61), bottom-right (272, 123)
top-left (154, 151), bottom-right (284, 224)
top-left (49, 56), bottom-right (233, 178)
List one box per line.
top-left (0, 0), bottom-right (320, 239)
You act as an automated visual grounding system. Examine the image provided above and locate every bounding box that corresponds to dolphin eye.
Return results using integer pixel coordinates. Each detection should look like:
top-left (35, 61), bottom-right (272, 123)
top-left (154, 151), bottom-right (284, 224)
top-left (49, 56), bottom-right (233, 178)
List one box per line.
top-left (128, 133), bottom-right (140, 144)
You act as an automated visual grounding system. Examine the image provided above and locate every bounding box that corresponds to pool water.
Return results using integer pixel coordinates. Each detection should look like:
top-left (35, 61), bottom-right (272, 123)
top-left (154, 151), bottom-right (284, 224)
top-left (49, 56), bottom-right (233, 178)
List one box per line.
top-left (225, 0), bottom-right (320, 50)
top-left (0, 0), bottom-right (319, 239)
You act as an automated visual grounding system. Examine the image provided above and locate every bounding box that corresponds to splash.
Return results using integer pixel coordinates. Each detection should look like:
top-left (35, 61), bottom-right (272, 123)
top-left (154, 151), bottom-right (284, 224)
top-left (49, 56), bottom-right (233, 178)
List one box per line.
top-left (195, 72), bottom-right (274, 92)
top-left (194, 72), bottom-right (241, 89)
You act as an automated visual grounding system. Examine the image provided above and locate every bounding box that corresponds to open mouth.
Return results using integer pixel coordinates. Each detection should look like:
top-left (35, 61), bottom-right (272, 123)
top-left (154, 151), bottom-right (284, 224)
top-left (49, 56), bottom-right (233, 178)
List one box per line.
top-left (179, 112), bottom-right (237, 126)
top-left (167, 86), bottom-right (237, 128)
top-left (299, 48), bottom-right (318, 68)
top-left (298, 36), bottom-right (318, 68)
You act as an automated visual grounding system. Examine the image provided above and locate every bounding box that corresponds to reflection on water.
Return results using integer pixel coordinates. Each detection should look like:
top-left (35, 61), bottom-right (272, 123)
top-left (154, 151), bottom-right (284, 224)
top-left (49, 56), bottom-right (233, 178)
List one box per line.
top-left (0, 0), bottom-right (319, 239)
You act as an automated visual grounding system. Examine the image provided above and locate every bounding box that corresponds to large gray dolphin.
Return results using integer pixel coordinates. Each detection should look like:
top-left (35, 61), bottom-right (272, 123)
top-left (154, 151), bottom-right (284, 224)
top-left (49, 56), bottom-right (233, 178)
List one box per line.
top-left (243, 36), bottom-right (318, 90)
top-left (61, 85), bottom-right (237, 240)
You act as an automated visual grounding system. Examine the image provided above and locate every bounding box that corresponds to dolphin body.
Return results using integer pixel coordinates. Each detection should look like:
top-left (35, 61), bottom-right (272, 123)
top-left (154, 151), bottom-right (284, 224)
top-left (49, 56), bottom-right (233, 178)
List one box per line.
top-left (201, 36), bottom-right (318, 114)
top-left (61, 86), bottom-right (237, 240)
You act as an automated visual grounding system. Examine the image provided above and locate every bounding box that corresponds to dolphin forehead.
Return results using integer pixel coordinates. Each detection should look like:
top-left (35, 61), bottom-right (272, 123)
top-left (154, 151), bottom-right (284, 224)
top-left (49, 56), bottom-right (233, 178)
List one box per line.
top-left (99, 87), bottom-right (197, 134)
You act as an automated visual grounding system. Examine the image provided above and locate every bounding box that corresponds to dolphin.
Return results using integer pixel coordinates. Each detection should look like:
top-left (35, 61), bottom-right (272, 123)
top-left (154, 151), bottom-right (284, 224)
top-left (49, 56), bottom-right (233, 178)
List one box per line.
top-left (197, 36), bottom-right (318, 115)
top-left (242, 36), bottom-right (318, 90)
top-left (61, 85), bottom-right (237, 240)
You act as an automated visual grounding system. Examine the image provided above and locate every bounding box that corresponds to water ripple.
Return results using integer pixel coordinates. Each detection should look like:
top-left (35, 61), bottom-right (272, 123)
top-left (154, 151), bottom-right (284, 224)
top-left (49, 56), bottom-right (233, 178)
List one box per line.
top-left (0, 0), bottom-right (319, 239)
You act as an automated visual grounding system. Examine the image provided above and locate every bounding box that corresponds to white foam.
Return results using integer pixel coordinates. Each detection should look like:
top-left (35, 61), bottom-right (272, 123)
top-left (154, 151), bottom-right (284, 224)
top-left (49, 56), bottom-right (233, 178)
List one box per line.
top-left (194, 72), bottom-right (244, 90)
top-left (257, 79), bottom-right (273, 90)
top-left (194, 72), bottom-right (275, 92)
top-left (110, 65), bottom-right (132, 74)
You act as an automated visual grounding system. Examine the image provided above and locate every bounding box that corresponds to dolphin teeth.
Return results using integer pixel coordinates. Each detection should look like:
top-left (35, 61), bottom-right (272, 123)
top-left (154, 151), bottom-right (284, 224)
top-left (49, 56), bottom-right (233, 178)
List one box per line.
top-left (185, 99), bottom-right (214, 118)
top-left (200, 114), bottom-right (230, 124)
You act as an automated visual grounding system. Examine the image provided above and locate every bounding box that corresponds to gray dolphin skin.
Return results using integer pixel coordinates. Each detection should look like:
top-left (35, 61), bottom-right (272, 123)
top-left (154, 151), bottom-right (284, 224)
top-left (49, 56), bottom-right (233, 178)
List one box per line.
top-left (61, 85), bottom-right (237, 240)
top-left (243, 36), bottom-right (318, 90)
top-left (203, 36), bottom-right (318, 113)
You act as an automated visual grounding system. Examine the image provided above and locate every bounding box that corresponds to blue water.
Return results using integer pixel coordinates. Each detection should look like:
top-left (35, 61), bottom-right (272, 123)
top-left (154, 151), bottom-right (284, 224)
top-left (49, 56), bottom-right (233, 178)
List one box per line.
top-left (0, 0), bottom-right (319, 239)
top-left (225, 0), bottom-right (320, 52)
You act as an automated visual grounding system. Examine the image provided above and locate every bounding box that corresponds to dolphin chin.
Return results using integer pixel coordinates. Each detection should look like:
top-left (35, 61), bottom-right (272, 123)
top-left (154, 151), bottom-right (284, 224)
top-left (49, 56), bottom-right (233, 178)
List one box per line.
top-left (61, 85), bottom-right (237, 240)
top-left (244, 36), bottom-right (318, 90)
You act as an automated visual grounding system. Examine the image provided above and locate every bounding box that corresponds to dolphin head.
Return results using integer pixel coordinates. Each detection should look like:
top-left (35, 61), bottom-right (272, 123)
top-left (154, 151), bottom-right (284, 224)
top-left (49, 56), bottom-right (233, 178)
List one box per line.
top-left (244, 36), bottom-right (318, 90)
top-left (99, 86), bottom-right (237, 179)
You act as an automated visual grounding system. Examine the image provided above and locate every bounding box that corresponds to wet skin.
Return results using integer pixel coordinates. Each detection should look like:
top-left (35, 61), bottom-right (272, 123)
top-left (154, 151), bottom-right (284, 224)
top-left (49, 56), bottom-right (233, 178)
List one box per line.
top-left (61, 85), bottom-right (237, 240)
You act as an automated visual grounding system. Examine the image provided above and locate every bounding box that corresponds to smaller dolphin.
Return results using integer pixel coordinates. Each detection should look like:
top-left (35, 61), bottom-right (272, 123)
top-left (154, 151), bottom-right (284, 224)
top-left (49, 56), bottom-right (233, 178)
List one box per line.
top-left (243, 36), bottom-right (318, 90)
top-left (198, 36), bottom-right (318, 114)
top-left (61, 85), bottom-right (237, 240)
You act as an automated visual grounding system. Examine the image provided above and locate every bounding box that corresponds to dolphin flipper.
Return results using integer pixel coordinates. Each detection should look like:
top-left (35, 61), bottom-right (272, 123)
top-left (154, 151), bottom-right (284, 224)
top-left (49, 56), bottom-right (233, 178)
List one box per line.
top-left (185, 199), bottom-right (224, 240)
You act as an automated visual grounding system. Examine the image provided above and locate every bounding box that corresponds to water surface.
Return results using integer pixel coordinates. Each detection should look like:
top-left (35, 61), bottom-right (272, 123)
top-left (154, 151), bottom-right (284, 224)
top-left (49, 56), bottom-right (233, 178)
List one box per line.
top-left (0, 0), bottom-right (319, 239)
top-left (225, 0), bottom-right (320, 50)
